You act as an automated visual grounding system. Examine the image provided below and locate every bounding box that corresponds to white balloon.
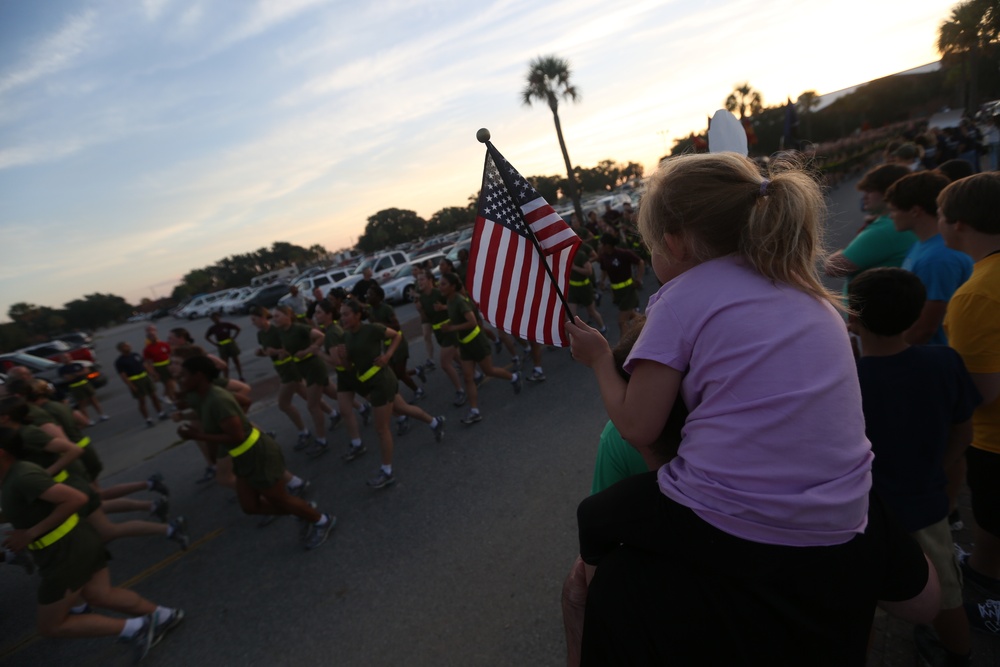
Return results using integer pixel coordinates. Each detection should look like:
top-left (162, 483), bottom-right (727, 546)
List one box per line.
top-left (708, 109), bottom-right (747, 156)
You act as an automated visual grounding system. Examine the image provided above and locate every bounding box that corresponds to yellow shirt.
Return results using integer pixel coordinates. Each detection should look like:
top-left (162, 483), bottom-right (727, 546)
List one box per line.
top-left (945, 253), bottom-right (1000, 453)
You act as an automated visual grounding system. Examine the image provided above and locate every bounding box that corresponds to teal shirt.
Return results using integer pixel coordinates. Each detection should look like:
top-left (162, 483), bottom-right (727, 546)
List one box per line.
top-left (590, 420), bottom-right (649, 495)
top-left (841, 215), bottom-right (918, 291)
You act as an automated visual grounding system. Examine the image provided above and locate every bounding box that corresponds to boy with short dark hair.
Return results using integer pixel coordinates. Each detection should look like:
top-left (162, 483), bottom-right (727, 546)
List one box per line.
top-left (848, 267), bottom-right (982, 664)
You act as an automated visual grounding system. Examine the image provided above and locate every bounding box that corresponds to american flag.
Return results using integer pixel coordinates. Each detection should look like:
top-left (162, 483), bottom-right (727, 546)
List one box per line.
top-left (466, 146), bottom-right (581, 346)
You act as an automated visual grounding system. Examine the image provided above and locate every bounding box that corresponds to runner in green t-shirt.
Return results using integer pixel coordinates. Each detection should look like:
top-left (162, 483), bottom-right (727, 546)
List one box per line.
top-left (368, 283), bottom-right (427, 408)
top-left (438, 272), bottom-right (522, 426)
top-left (337, 299), bottom-right (445, 489)
top-left (176, 356), bottom-right (336, 550)
top-left (568, 245), bottom-right (607, 335)
top-left (250, 306), bottom-right (315, 448)
top-left (274, 305), bottom-right (333, 457)
top-left (314, 300), bottom-right (368, 462)
top-left (0, 429), bottom-right (184, 659)
top-left (417, 269), bottom-right (470, 406)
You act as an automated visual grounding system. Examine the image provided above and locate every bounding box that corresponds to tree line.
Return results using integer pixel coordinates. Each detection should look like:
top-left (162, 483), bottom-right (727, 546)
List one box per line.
top-left (354, 157), bottom-right (643, 252)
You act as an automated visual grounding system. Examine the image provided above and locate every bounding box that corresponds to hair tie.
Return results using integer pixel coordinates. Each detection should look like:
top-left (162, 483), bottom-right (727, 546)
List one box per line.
top-left (758, 179), bottom-right (770, 197)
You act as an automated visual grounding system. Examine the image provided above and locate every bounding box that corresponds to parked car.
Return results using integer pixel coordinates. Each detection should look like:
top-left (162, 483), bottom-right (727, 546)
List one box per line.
top-left (0, 352), bottom-right (107, 399)
top-left (21, 339), bottom-right (96, 364)
top-left (241, 282), bottom-right (291, 312)
top-left (351, 251), bottom-right (411, 282)
top-left (54, 332), bottom-right (92, 347)
top-left (380, 259), bottom-right (444, 304)
top-left (174, 291), bottom-right (227, 319)
top-left (213, 287), bottom-right (254, 315)
top-left (291, 268), bottom-right (353, 297)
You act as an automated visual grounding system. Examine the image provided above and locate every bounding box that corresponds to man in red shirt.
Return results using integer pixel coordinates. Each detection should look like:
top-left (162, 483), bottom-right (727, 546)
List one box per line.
top-left (143, 325), bottom-right (177, 405)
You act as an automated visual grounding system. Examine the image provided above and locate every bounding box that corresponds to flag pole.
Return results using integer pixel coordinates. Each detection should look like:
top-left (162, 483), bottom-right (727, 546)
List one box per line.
top-left (477, 129), bottom-right (576, 325)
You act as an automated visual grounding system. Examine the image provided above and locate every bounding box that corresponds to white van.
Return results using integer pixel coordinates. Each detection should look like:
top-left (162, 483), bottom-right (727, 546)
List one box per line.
top-left (175, 291), bottom-right (227, 320)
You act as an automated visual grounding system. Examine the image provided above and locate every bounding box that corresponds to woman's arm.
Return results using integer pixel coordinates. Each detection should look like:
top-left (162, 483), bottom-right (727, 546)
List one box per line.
top-left (377, 328), bottom-right (402, 367)
top-left (443, 309), bottom-right (477, 334)
top-left (179, 414), bottom-right (246, 448)
top-left (42, 435), bottom-right (84, 477)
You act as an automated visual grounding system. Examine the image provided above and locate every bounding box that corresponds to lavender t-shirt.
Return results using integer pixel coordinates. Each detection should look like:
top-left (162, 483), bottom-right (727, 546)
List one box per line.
top-left (625, 256), bottom-right (872, 546)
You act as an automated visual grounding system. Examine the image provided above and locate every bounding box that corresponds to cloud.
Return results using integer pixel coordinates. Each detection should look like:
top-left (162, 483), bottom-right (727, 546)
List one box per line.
top-left (0, 10), bottom-right (97, 96)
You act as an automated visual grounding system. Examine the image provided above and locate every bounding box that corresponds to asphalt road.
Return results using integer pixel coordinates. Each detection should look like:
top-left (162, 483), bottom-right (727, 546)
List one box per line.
top-left (1, 174), bottom-right (882, 667)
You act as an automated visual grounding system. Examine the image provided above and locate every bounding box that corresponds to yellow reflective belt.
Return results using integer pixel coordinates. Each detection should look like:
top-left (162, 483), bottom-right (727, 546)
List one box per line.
top-left (273, 357), bottom-right (291, 366)
top-left (293, 353), bottom-right (313, 362)
top-left (52, 470), bottom-right (68, 483)
top-left (357, 365), bottom-right (382, 382)
top-left (28, 513), bottom-right (79, 551)
top-left (611, 278), bottom-right (634, 290)
top-left (76, 437), bottom-right (91, 449)
top-left (569, 278), bottom-right (590, 287)
top-left (228, 428), bottom-right (260, 458)
top-left (128, 372), bottom-right (147, 381)
top-left (335, 365), bottom-right (346, 372)
top-left (69, 380), bottom-right (88, 388)
top-left (432, 320), bottom-right (446, 330)
top-left (459, 326), bottom-right (481, 345)
top-left (295, 314), bottom-right (306, 320)
top-left (217, 338), bottom-right (233, 345)
top-left (152, 359), bottom-right (170, 367)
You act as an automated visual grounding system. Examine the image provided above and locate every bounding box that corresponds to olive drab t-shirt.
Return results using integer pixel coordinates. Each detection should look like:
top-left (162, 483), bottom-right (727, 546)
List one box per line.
top-left (344, 323), bottom-right (389, 373)
top-left (197, 386), bottom-right (285, 489)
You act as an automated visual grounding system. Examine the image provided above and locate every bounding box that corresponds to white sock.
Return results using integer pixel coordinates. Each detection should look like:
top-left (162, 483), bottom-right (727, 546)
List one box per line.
top-left (314, 514), bottom-right (329, 527)
top-left (429, 418), bottom-right (439, 429)
top-left (351, 438), bottom-right (362, 446)
top-left (534, 367), bottom-right (543, 374)
top-left (71, 603), bottom-right (88, 613)
top-left (511, 373), bottom-right (519, 383)
top-left (299, 429), bottom-right (309, 436)
top-left (120, 617), bottom-right (145, 638)
top-left (287, 476), bottom-right (303, 489)
top-left (470, 408), bottom-right (480, 415)
top-left (381, 464), bottom-right (392, 475)
top-left (154, 606), bottom-right (174, 624)
top-left (315, 437), bottom-right (327, 445)
top-left (166, 524), bottom-right (175, 538)
top-left (397, 416), bottom-right (406, 423)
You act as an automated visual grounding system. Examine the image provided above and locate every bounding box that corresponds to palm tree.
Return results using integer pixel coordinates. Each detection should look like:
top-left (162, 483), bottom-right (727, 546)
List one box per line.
top-left (937, 0), bottom-right (990, 111)
top-left (725, 83), bottom-right (763, 120)
top-left (522, 55), bottom-right (584, 223)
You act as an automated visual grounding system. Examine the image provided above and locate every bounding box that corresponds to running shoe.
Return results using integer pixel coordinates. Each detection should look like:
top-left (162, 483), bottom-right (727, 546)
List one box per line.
top-left (527, 369), bottom-right (546, 382)
top-left (158, 411), bottom-right (169, 421)
top-left (294, 431), bottom-right (312, 452)
top-left (168, 517), bottom-right (190, 551)
top-left (966, 599), bottom-right (1000, 636)
top-left (328, 411), bottom-right (342, 430)
top-left (305, 440), bottom-right (330, 459)
top-left (412, 387), bottom-right (426, 402)
top-left (367, 469), bottom-right (395, 489)
top-left (396, 416), bottom-right (411, 436)
top-left (474, 372), bottom-right (484, 387)
top-left (148, 473), bottom-right (169, 497)
top-left (422, 358), bottom-right (436, 371)
top-left (958, 550), bottom-right (1000, 597)
top-left (453, 390), bottom-right (467, 407)
top-left (154, 608), bottom-right (186, 642)
top-left (949, 509), bottom-right (964, 532)
top-left (358, 403), bottom-right (373, 426)
top-left (150, 497), bottom-right (170, 523)
top-left (512, 373), bottom-right (523, 395)
top-left (120, 614), bottom-right (158, 663)
top-left (88, 420), bottom-right (96, 426)
top-left (146, 419), bottom-right (155, 428)
top-left (304, 514), bottom-right (337, 550)
top-left (341, 443), bottom-right (367, 462)
top-left (289, 480), bottom-right (312, 499)
top-left (415, 365), bottom-right (427, 383)
top-left (510, 355), bottom-right (521, 369)
top-left (461, 410), bottom-right (482, 425)
top-left (99, 414), bottom-right (110, 421)
top-left (195, 466), bottom-right (216, 484)
top-left (432, 416), bottom-right (446, 443)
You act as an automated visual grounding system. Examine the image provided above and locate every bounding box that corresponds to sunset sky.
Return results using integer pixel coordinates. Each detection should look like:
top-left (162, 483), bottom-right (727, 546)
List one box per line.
top-left (0, 0), bottom-right (953, 319)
